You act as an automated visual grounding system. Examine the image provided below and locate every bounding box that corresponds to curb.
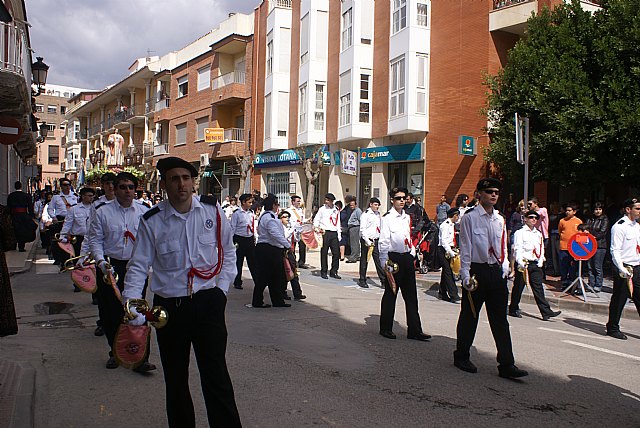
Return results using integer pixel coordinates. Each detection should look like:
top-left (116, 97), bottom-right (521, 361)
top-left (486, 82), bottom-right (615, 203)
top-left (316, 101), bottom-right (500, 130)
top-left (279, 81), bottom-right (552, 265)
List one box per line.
top-left (0, 359), bottom-right (35, 428)
top-left (8, 243), bottom-right (37, 276)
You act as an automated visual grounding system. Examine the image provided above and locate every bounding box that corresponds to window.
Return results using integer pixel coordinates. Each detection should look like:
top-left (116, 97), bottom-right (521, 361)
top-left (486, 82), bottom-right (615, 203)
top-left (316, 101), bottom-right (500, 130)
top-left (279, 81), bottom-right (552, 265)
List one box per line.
top-left (359, 73), bottom-right (370, 123)
top-left (196, 117), bottom-right (209, 141)
top-left (265, 93), bottom-right (272, 138)
top-left (47, 105), bottom-right (57, 114)
top-left (390, 56), bottom-right (405, 117)
top-left (314, 83), bottom-right (325, 131)
top-left (392, 0), bottom-right (407, 34)
top-left (266, 33), bottom-right (273, 75)
top-left (278, 91), bottom-right (289, 136)
top-left (35, 104), bottom-right (44, 113)
top-left (279, 28), bottom-right (291, 73)
top-left (177, 75), bottom-right (188, 98)
top-left (315, 11), bottom-right (328, 60)
top-left (417, 3), bottom-right (428, 27)
top-left (60, 106), bottom-right (67, 114)
top-left (46, 124), bottom-right (56, 132)
top-left (341, 8), bottom-right (353, 51)
top-left (48, 145), bottom-right (59, 164)
top-left (175, 123), bottom-right (187, 145)
top-left (60, 124), bottom-right (66, 130)
top-left (300, 13), bottom-right (309, 64)
top-left (416, 54), bottom-right (428, 114)
top-left (339, 70), bottom-right (351, 126)
top-left (299, 83), bottom-right (307, 132)
top-left (197, 66), bottom-right (210, 91)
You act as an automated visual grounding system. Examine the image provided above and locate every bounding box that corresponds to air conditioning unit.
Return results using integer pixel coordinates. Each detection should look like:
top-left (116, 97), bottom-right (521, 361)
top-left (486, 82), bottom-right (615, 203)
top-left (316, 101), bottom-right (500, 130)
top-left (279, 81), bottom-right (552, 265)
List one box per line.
top-left (200, 153), bottom-right (210, 166)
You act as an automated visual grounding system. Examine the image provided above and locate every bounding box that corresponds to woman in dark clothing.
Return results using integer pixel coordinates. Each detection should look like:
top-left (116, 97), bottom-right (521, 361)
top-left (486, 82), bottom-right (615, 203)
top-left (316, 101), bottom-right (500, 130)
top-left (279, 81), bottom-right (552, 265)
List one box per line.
top-left (0, 204), bottom-right (18, 337)
top-left (586, 201), bottom-right (609, 292)
top-left (337, 200), bottom-right (348, 260)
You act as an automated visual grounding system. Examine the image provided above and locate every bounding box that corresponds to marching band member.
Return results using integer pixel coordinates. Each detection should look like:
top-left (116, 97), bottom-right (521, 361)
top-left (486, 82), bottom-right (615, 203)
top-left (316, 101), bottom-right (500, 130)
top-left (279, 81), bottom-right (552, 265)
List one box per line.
top-left (454, 178), bottom-right (527, 379)
top-left (606, 198), bottom-right (640, 340)
top-left (90, 172), bottom-right (154, 372)
top-left (60, 187), bottom-right (95, 292)
top-left (358, 197), bottom-right (386, 289)
top-left (509, 210), bottom-right (561, 320)
top-left (378, 187), bottom-right (431, 342)
top-left (313, 193), bottom-right (341, 279)
top-left (230, 193), bottom-right (258, 290)
top-left (47, 177), bottom-right (78, 266)
top-left (287, 195), bottom-right (309, 269)
top-left (251, 194), bottom-right (291, 308)
top-left (279, 210), bottom-right (306, 300)
top-left (123, 157), bottom-right (241, 427)
top-left (438, 208), bottom-right (461, 303)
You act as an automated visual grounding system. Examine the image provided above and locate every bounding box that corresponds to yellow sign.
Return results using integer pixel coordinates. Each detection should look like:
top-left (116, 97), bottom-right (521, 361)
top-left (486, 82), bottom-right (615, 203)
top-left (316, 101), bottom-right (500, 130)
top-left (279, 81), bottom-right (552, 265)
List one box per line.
top-left (204, 128), bottom-right (224, 144)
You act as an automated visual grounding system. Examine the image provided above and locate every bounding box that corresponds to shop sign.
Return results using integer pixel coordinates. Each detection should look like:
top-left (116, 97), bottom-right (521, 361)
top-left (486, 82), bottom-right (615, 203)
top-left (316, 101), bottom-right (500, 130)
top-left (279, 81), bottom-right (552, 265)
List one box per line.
top-left (205, 128), bottom-right (224, 144)
top-left (359, 143), bottom-right (422, 164)
top-left (254, 147), bottom-right (331, 168)
top-left (341, 149), bottom-right (357, 175)
top-left (458, 135), bottom-right (476, 156)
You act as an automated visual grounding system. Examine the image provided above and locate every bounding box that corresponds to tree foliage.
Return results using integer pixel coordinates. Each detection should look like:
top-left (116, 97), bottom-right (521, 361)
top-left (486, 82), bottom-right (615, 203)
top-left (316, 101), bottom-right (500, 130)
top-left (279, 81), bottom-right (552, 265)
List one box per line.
top-left (485, 0), bottom-right (640, 186)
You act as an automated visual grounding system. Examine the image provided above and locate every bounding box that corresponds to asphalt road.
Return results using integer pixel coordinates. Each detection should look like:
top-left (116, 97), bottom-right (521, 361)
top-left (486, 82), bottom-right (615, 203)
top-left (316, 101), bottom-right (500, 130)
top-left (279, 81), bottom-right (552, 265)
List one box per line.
top-left (2, 253), bottom-right (640, 427)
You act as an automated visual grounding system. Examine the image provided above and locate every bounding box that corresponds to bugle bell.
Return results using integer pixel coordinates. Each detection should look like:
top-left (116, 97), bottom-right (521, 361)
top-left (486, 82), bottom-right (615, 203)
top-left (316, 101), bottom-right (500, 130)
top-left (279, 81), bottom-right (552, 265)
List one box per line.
top-left (447, 249), bottom-right (461, 276)
top-left (103, 262), bottom-right (119, 284)
top-left (463, 274), bottom-right (478, 292)
top-left (619, 266), bottom-right (633, 279)
top-left (385, 259), bottom-right (399, 274)
top-left (61, 254), bottom-right (95, 272)
top-left (53, 233), bottom-right (77, 244)
top-left (517, 259), bottom-right (530, 273)
top-left (125, 299), bottom-right (168, 329)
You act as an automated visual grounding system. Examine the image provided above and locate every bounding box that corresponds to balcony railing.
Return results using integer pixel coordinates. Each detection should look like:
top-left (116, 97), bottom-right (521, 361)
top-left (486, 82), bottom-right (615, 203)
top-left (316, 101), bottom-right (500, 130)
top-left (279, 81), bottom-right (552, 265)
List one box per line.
top-left (145, 97), bottom-right (170, 114)
top-left (89, 123), bottom-right (102, 136)
top-left (212, 71), bottom-right (246, 90)
top-left (0, 21), bottom-right (28, 77)
top-left (270, 0), bottom-right (292, 10)
top-left (153, 143), bottom-right (168, 156)
top-left (64, 159), bottom-right (82, 171)
top-left (71, 129), bottom-right (88, 140)
top-left (224, 128), bottom-right (245, 142)
top-left (493, 0), bottom-right (534, 10)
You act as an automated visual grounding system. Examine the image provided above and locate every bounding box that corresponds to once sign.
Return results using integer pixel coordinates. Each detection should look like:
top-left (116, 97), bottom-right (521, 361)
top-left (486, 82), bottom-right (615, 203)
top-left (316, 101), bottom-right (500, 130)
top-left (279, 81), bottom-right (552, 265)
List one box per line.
top-left (567, 232), bottom-right (598, 261)
top-left (0, 116), bottom-right (23, 146)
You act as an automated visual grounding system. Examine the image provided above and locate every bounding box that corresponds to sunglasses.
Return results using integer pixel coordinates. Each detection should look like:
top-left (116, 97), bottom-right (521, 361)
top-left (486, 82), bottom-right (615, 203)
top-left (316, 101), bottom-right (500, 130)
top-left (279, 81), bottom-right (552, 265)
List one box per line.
top-left (527, 215), bottom-right (538, 220)
top-left (118, 184), bottom-right (135, 190)
top-left (393, 196), bottom-right (406, 201)
top-left (483, 189), bottom-right (500, 196)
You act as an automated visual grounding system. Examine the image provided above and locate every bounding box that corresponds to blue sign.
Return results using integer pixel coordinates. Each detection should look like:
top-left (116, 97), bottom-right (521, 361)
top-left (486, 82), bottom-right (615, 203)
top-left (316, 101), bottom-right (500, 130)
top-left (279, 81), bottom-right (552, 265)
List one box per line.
top-left (568, 232), bottom-right (597, 261)
top-left (254, 147), bottom-right (331, 168)
top-left (458, 135), bottom-right (476, 156)
top-left (360, 143), bottom-right (422, 164)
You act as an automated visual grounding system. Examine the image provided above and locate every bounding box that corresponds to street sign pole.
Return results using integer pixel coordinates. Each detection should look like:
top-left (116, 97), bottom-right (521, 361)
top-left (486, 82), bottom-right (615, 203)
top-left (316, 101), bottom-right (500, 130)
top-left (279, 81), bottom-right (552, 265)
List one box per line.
top-left (523, 116), bottom-right (530, 204)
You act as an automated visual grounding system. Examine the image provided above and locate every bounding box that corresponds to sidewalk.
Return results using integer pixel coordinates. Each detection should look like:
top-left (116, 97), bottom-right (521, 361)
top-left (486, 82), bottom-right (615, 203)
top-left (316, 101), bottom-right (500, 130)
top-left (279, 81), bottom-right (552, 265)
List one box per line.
top-left (301, 247), bottom-right (638, 320)
top-left (5, 239), bottom-right (38, 275)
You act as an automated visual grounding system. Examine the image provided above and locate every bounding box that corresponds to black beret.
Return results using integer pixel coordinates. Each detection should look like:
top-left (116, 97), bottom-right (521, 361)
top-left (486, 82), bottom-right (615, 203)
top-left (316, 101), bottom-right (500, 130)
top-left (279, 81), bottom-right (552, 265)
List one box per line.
top-left (325, 193), bottom-right (336, 201)
top-left (157, 156), bottom-right (199, 178)
top-left (524, 210), bottom-right (540, 219)
top-left (100, 172), bottom-right (116, 183)
top-left (115, 172), bottom-right (138, 188)
top-left (476, 177), bottom-right (503, 191)
top-left (622, 198), bottom-right (639, 208)
top-left (447, 207), bottom-right (460, 217)
top-left (369, 197), bottom-right (381, 205)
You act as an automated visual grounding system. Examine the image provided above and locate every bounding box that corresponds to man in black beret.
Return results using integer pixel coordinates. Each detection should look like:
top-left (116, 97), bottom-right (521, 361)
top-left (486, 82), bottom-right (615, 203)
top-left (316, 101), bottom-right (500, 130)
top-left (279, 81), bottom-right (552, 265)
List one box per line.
top-left (157, 156), bottom-right (199, 179)
top-left (313, 193), bottom-right (342, 279)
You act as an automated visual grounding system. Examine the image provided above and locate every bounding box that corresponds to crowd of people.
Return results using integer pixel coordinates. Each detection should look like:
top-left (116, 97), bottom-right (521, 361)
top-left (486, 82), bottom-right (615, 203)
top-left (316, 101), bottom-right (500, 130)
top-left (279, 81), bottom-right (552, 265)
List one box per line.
top-left (1, 157), bottom-right (639, 426)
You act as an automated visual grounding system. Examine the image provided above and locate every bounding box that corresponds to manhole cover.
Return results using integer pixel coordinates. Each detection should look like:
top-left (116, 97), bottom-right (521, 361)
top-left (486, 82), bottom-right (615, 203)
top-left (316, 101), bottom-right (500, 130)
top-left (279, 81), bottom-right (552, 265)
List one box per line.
top-left (33, 302), bottom-right (74, 315)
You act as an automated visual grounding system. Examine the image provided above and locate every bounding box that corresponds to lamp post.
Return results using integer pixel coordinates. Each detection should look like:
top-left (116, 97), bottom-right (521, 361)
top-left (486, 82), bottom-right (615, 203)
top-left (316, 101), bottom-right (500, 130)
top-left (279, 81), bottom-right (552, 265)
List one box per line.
top-left (96, 149), bottom-right (105, 167)
top-left (31, 57), bottom-right (49, 94)
top-left (36, 122), bottom-right (48, 143)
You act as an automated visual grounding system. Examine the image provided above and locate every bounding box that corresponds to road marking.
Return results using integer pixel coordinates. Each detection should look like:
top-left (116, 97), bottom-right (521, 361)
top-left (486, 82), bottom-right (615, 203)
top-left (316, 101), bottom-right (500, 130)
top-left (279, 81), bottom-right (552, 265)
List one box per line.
top-left (539, 327), bottom-right (611, 340)
top-left (563, 340), bottom-right (640, 361)
top-left (621, 393), bottom-right (640, 403)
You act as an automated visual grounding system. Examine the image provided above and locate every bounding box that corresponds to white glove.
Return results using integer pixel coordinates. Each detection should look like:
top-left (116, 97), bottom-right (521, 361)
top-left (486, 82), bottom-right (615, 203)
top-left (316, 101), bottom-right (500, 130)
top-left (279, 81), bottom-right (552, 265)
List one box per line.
top-left (385, 263), bottom-right (395, 273)
top-left (127, 305), bottom-right (147, 326)
top-left (502, 265), bottom-right (510, 279)
top-left (448, 250), bottom-right (456, 259)
top-left (462, 277), bottom-right (471, 290)
top-left (75, 256), bottom-right (87, 267)
top-left (60, 236), bottom-right (68, 244)
top-left (364, 238), bottom-right (372, 247)
top-left (619, 267), bottom-right (632, 278)
top-left (98, 260), bottom-right (114, 277)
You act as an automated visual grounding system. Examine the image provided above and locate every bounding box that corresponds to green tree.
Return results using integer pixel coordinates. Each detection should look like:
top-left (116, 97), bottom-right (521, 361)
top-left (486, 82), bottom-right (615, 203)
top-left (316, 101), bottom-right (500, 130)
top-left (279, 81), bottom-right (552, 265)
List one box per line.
top-left (485, 0), bottom-right (640, 186)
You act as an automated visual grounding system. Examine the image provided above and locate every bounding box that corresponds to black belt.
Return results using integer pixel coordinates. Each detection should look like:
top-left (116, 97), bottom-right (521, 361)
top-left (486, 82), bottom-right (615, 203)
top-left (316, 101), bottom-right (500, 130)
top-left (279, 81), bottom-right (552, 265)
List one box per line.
top-left (155, 287), bottom-right (217, 305)
top-left (106, 257), bottom-right (129, 265)
top-left (389, 251), bottom-right (411, 257)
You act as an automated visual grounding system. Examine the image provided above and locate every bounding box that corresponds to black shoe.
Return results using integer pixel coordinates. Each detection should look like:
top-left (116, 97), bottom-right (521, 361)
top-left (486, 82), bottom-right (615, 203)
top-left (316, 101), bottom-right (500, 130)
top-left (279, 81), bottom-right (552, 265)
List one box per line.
top-left (408, 333), bottom-right (431, 342)
top-left (379, 330), bottom-right (396, 339)
top-left (345, 259), bottom-right (358, 263)
top-left (18, 249), bottom-right (26, 252)
top-left (234, 284), bottom-right (243, 290)
top-left (498, 365), bottom-right (529, 379)
top-left (294, 295), bottom-right (306, 300)
top-left (283, 295), bottom-right (292, 300)
top-left (94, 326), bottom-right (104, 336)
top-left (508, 310), bottom-right (522, 318)
top-left (251, 303), bottom-right (272, 308)
top-left (542, 310), bottom-right (561, 321)
top-left (273, 303), bottom-right (291, 307)
top-left (454, 359), bottom-right (477, 373)
top-left (330, 273), bottom-right (342, 279)
top-left (358, 280), bottom-right (369, 288)
top-left (450, 298), bottom-right (461, 304)
top-left (106, 356), bottom-right (119, 369)
top-left (321, 273), bottom-right (328, 279)
top-left (298, 264), bottom-right (310, 269)
top-left (133, 362), bottom-right (157, 373)
top-left (607, 331), bottom-right (627, 340)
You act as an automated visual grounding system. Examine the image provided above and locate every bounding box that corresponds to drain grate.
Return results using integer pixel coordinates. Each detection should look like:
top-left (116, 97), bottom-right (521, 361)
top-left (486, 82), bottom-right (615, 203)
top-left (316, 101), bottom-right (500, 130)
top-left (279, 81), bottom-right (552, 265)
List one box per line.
top-left (33, 302), bottom-right (74, 315)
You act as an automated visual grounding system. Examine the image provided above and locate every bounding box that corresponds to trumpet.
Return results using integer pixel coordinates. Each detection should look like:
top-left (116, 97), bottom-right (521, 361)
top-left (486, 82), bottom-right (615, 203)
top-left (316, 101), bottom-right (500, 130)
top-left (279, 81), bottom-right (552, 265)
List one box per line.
top-left (385, 259), bottom-right (399, 274)
top-left (103, 262), bottom-right (119, 285)
top-left (53, 233), bottom-right (77, 244)
top-left (60, 254), bottom-right (95, 272)
top-left (124, 299), bottom-right (168, 329)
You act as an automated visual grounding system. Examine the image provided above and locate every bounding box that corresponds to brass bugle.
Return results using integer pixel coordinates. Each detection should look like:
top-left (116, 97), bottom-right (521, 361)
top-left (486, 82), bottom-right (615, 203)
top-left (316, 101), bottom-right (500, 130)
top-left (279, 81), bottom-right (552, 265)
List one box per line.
top-left (517, 260), bottom-right (530, 273)
top-left (619, 266), bottom-right (633, 279)
top-left (103, 262), bottom-right (119, 284)
top-left (61, 255), bottom-right (95, 272)
top-left (385, 259), bottom-right (399, 274)
top-left (125, 299), bottom-right (168, 329)
top-left (463, 274), bottom-right (478, 292)
top-left (53, 233), bottom-right (77, 244)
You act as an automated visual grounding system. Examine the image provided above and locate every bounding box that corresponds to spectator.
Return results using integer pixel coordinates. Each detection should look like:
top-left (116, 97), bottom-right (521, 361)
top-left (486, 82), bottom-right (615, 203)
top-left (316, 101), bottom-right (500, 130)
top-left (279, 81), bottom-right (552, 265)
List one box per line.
top-left (336, 200), bottom-right (348, 260)
top-left (586, 202), bottom-right (609, 292)
top-left (548, 202), bottom-right (562, 276)
top-left (224, 196), bottom-right (238, 220)
top-left (508, 200), bottom-right (525, 278)
top-left (345, 197), bottom-right (362, 263)
top-left (436, 194), bottom-right (450, 225)
top-left (558, 202), bottom-right (583, 289)
top-left (0, 203), bottom-right (18, 337)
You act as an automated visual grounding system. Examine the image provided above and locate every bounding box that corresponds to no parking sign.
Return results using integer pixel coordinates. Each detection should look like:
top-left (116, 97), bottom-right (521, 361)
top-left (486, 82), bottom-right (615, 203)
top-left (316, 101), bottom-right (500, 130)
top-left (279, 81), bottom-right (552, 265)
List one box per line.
top-left (567, 232), bottom-right (598, 261)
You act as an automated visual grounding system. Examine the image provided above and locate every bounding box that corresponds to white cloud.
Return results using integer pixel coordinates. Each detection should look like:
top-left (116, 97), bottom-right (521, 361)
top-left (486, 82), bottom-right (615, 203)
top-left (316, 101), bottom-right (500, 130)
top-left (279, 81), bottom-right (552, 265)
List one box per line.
top-left (26, 0), bottom-right (258, 90)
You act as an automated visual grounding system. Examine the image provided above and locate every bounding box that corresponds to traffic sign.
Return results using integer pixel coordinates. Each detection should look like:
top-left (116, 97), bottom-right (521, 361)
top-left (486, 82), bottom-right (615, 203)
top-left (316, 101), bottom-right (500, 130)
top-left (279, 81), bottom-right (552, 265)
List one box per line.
top-left (567, 232), bottom-right (598, 261)
top-left (204, 128), bottom-right (224, 144)
top-left (0, 116), bottom-right (23, 146)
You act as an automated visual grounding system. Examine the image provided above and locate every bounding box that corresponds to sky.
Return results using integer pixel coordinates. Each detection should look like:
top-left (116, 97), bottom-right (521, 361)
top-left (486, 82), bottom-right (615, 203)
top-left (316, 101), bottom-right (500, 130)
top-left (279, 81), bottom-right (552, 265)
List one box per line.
top-left (26, 0), bottom-right (258, 91)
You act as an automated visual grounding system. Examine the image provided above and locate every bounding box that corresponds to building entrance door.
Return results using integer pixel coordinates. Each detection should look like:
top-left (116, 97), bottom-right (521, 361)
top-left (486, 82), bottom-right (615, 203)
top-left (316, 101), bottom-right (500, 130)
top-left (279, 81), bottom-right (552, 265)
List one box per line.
top-left (266, 172), bottom-right (290, 208)
top-left (359, 167), bottom-right (372, 206)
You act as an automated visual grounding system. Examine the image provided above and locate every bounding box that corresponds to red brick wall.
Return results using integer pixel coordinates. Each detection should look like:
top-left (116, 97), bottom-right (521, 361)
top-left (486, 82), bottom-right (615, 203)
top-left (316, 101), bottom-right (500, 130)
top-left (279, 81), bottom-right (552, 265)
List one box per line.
top-left (325, 0), bottom-right (340, 145)
top-left (371, 0), bottom-right (390, 139)
top-left (288, 0), bottom-right (301, 148)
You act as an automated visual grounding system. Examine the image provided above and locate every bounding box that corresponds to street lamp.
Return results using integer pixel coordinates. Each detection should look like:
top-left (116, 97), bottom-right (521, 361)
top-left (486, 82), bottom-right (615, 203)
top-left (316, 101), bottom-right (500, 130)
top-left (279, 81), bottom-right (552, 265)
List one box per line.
top-left (96, 149), bottom-right (105, 167)
top-left (89, 152), bottom-right (96, 165)
top-left (31, 57), bottom-right (49, 94)
top-left (36, 122), bottom-right (48, 143)
top-left (124, 154), bottom-right (133, 167)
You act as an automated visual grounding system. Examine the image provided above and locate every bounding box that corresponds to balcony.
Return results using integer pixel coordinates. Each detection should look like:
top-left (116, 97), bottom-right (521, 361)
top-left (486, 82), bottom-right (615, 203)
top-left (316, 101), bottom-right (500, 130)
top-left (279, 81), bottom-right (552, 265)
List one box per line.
top-left (89, 123), bottom-right (102, 137)
top-left (489, 0), bottom-right (537, 35)
top-left (211, 71), bottom-right (248, 105)
top-left (153, 142), bottom-right (168, 156)
top-left (69, 129), bottom-right (88, 141)
top-left (213, 70), bottom-right (246, 89)
top-left (145, 97), bottom-right (170, 114)
top-left (224, 128), bottom-right (245, 142)
top-left (64, 159), bottom-right (82, 172)
top-left (269, 0), bottom-right (291, 11)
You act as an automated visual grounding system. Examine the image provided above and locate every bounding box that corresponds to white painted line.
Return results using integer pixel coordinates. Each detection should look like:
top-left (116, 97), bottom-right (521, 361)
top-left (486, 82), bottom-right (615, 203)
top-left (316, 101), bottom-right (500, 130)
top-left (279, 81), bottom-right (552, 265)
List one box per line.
top-left (563, 340), bottom-right (640, 361)
top-left (621, 393), bottom-right (640, 403)
top-left (539, 327), bottom-right (611, 340)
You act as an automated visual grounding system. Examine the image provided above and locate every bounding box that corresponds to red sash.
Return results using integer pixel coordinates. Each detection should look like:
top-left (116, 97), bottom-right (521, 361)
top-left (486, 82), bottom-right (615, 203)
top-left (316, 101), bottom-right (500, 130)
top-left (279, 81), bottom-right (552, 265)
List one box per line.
top-left (246, 214), bottom-right (255, 235)
top-left (124, 230), bottom-right (136, 244)
top-left (489, 225), bottom-right (506, 264)
top-left (329, 209), bottom-right (338, 226)
top-left (187, 206), bottom-right (224, 296)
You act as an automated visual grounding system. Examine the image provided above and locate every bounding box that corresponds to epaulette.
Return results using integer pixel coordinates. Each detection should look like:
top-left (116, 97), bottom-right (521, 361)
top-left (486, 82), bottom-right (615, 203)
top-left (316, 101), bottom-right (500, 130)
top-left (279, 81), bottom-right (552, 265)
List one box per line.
top-left (465, 207), bottom-right (475, 214)
top-left (143, 206), bottom-right (160, 220)
top-left (70, 203), bottom-right (77, 207)
top-left (617, 219), bottom-right (625, 225)
top-left (200, 195), bottom-right (218, 206)
top-left (383, 212), bottom-right (389, 217)
top-left (95, 202), bottom-right (107, 210)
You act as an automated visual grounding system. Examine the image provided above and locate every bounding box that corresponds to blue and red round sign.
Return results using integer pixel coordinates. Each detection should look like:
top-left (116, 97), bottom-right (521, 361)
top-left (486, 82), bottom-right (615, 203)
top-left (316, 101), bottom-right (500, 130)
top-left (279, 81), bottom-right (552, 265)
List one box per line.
top-left (568, 232), bottom-right (598, 261)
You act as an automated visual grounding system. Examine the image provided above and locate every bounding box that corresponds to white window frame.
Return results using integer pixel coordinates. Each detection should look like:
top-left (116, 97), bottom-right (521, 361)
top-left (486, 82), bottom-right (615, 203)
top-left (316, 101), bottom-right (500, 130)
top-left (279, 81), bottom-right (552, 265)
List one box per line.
top-left (300, 13), bottom-right (309, 64)
top-left (416, 54), bottom-right (428, 114)
top-left (341, 7), bottom-right (353, 51)
top-left (359, 72), bottom-right (370, 123)
top-left (177, 75), bottom-right (189, 98)
top-left (175, 122), bottom-right (187, 145)
top-left (266, 34), bottom-right (274, 76)
top-left (339, 70), bottom-right (351, 127)
top-left (299, 83), bottom-right (307, 133)
top-left (47, 105), bottom-right (57, 114)
top-left (390, 56), bottom-right (405, 118)
top-left (197, 66), bottom-right (211, 92)
top-left (417, 3), bottom-right (428, 27)
top-left (314, 83), bottom-right (325, 131)
top-left (392, 0), bottom-right (407, 34)
top-left (265, 93), bottom-right (272, 139)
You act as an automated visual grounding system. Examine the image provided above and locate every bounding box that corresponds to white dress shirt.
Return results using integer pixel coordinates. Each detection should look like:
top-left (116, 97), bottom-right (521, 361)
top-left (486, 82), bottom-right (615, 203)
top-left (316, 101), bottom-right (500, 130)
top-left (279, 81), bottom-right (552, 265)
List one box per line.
top-left (379, 208), bottom-right (414, 266)
top-left (60, 203), bottom-right (92, 236)
top-left (439, 218), bottom-right (457, 258)
top-left (283, 222), bottom-right (298, 247)
top-left (90, 199), bottom-right (149, 262)
top-left (224, 204), bottom-right (238, 220)
top-left (313, 204), bottom-right (341, 240)
top-left (459, 206), bottom-right (509, 283)
top-left (47, 192), bottom-right (78, 218)
top-left (610, 216), bottom-right (640, 271)
top-left (230, 207), bottom-right (255, 238)
top-left (513, 225), bottom-right (545, 268)
top-left (287, 205), bottom-right (306, 231)
top-left (359, 208), bottom-right (381, 245)
top-left (256, 211), bottom-right (290, 248)
top-left (80, 195), bottom-right (115, 257)
top-left (123, 196), bottom-right (237, 299)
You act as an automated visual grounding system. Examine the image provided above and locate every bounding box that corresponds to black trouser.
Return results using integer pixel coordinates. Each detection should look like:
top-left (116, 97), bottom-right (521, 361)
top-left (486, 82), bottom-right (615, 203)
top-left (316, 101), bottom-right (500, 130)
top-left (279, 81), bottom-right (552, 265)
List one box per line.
top-left (252, 243), bottom-right (286, 306)
top-left (40, 227), bottom-right (50, 250)
top-left (347, 226), bottom-right (360, 261)
top-left (71, 235), bottom-right (84, 258)
top-left (49, 219), bottom-right (65, 264)
top-left (296, 239), bottom-right (306, 266)
top-left (96, 257), bottom-right (147, 354)
top-left (285, 249), bottom-right (304, 298)
top-left (454, 263), bottom-right (515, 367)
top-left (438, 246), bottom-right (459, 301)
top-left (359, 238), bottom-right (385, 285)
top-left (379, 252), bottom-right (423, 336)
top-left (154, 288), bottom-right (241, 428)
top-left (233, 235), bottom-right (258, 287)
top-left (606, 265), bottom-right (640, 333)
top-left (320, 230), bottom-right (340, 275)
top-left (509, 263), bottom-right (553, 317)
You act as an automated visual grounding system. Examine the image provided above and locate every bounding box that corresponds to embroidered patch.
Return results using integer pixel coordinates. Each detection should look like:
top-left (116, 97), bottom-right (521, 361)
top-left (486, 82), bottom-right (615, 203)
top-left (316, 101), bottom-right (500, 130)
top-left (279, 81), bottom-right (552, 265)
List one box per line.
top-left (205, 219), bottom-right (214, 230)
